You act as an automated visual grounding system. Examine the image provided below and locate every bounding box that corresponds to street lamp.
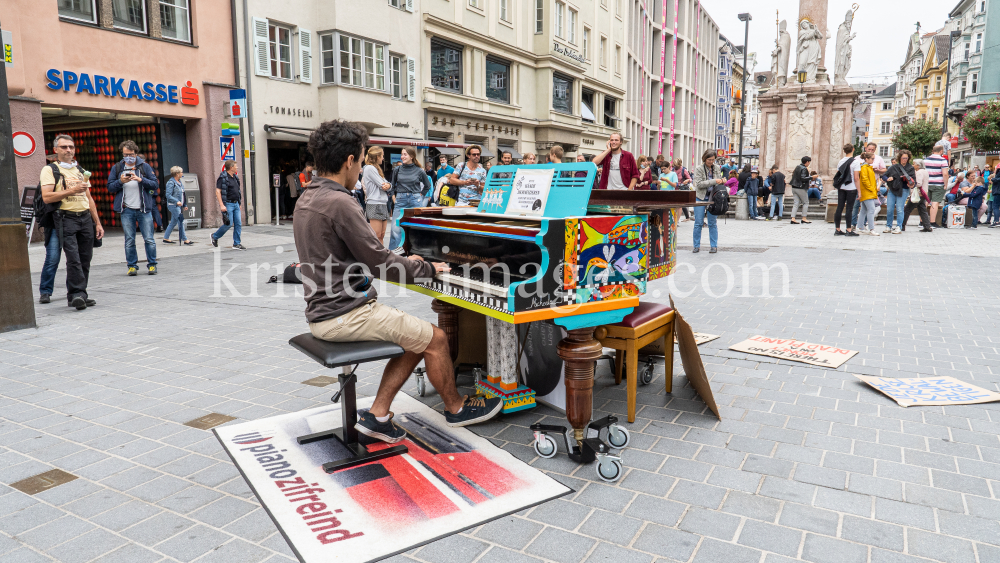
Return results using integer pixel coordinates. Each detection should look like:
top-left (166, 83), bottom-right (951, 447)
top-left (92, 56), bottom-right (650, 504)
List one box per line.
top-left (942, 29), bottom-right (962, 135)
top-left (737, 13), bottom-right (751, 169)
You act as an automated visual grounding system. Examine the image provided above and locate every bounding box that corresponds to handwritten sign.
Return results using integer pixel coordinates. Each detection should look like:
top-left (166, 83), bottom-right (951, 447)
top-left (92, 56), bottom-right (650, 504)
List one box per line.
top-left (505, 169), bottom-right (552, 216)
top-left (856, 376), bottom-right (1000, 407)
top-left (729, 336), bottom-right (858, 368)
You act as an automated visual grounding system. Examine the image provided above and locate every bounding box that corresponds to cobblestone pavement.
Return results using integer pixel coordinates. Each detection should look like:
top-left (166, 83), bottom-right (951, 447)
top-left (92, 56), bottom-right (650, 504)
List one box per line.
top-left (3, 221), bottom-right (1000, 563)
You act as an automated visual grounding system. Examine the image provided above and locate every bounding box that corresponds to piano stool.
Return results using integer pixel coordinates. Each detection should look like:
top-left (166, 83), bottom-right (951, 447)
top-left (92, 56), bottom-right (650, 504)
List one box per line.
top-left (594, 302), bottom-right (676, 423)
top-left (289, 334), bottom-right (409, 473)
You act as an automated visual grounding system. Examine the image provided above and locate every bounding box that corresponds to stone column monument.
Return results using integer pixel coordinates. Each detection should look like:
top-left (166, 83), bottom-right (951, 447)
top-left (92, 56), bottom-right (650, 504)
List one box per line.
top-left (759, 0), bottom-right (858, 191)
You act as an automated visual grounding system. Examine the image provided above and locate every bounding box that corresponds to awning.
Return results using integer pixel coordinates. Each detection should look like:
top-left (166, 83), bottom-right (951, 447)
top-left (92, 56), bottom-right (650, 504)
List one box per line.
top-left (479, 146), bottom-right (496, 158)
top-left (581, 101), bottom-right (596, 122)
top-left (433, 147), bottom-right (464, 156)
top-left (737, 148), bottom-right (760, 156)
top-left (262, 125), bottom-right (468, 148)
top-left (498, 146), bottom-right (523, 159)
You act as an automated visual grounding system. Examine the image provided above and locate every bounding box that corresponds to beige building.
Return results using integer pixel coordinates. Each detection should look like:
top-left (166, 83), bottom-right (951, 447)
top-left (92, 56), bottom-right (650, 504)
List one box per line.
top-left (623, 0), bottom-right (719, 164)
top-left (234, 0), bottom-right (428, 224)
top-left (422, 0), bottom-right (627, 161)
top-left (866, 84), bottom-right (897, 159)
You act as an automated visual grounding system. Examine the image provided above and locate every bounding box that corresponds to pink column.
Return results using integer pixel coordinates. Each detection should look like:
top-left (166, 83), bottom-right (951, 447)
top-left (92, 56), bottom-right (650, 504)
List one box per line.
top-left (667, 0), bottom-right (680, 157)
top-left (657, 0), bottom-right (668, 151)
top-left (690, 1), bottom-right (702, 161)
top-left (639, 3), bottom-right (647, 154)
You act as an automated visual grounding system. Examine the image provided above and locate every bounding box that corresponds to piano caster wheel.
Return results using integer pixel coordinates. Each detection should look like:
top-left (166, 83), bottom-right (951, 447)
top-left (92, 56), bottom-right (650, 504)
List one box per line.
top-left (532, 432), bottom-right (558, 459)
top-left (606, 424), bottom-right (631, 449)
top-left (596, 453), bottom-right (624, 482)
top-left (640, 360), bottom-right (654, 386)
top-left (413, 367), bottom-right (427, 397)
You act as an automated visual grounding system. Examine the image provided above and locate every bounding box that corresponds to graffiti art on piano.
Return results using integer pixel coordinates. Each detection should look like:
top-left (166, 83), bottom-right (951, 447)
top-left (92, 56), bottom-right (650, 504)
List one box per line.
top-left (564, 216), bottom-right (648, 303)
top-left (648, 208), bottom-right (679, 280)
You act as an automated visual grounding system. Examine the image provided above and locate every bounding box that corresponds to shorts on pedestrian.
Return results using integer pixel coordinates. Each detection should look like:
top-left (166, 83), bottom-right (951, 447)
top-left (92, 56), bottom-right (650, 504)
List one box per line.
top-left (309, 301), bottom-right (434, 354)
top-left (365, 203), bottom-right (391, 221)
top-left (928, 185), bottom-right (946, 204)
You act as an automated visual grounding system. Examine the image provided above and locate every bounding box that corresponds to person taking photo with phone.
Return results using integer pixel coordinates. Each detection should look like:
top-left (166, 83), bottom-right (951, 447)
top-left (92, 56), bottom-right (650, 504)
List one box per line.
top-left (107, 140), bottom-right (159, 276)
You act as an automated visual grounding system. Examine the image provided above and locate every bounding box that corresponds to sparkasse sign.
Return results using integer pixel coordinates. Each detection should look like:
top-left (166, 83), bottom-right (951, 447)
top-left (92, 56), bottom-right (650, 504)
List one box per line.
top-left (45, 70), bottom-right (200, 106)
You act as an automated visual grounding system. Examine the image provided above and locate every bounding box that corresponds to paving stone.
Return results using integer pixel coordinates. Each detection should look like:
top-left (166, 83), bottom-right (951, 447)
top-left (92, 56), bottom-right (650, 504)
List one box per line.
top-left (793, 464), bottom-right (847, 489)
top-left (678, 507), bottom-right (741, 540)
top-left (584, 542), bottom-right (653, 563)
top-left (691, 537), bottom-right (762, 563)
top-left (667, 480), bottom-right (727, 509)
top-left (800, 533), bottom-right (868, 563)
top-left (524, 527), bottom-right (596, 563)
top-left (778, 503), bottom-right (840, 536)
top-left (904, 483), bottom-right (965, 512)
top-left (742, 455), bottom-right (794, 478)
top-left (841, 515), bottom-right (904, 551)
top-left (578, 510), bottom-right (643, 545)
top-left (418, 534), bottom-right (491, 563)
top-left (813, 487), bottom-right (872, 517)
top-left (846, 474), bottom-right (904, 501)
top-left (936, 511), bottom-right (1000, 546)
top-left (45, 528), bottom-right (126, 563)
top-left (931, 470), bottom-right (991, 497)
top-left (631, 524), bottom-right (699, 561)
top-left (527, 499), bottom-right (592, 531)
top-left (478, 547), bottom-right (543, 563)
top-left (574, 484), bottom-right (635, 513)
top-left (623, 495), bottom-right (687, 528)
top-left (737, 519), bottom-right (802, 557)
top-left (906, 529), bottom-right (977, 563)
top-left (707, 466), bottom-right (763, 493)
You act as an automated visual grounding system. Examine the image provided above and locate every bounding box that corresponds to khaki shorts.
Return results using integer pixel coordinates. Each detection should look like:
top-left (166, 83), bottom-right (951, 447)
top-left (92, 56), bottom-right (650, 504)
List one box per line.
top-left (928, 185), bottom-right (946, 204)
top-left (309, 301), bottom-right (434, 354)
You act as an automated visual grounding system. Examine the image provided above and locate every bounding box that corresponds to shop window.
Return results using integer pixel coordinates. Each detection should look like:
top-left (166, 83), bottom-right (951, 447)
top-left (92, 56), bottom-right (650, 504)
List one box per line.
top-left (159, 0), bottom-right (191, 43)
top-left (604, 97), bottom-right (619, 128)
top-left (58, 0), bottom-right (97, 24)
top-left (113, 0), bottom-right (147, 33)
top-left (553, 74), bottom-right (573, 114)
top-left (391, 55), bottom-right (403, 98)
top-left (486, 58), bottom-right (510, 103)
top-left (269, 24), bottom-right (292, 80)
top-left (582, 90), bottom-right (595, 123)
top-left (431, 39), bottom-right (462, 93)
top-left (334, 34), bottom-right (387, 91)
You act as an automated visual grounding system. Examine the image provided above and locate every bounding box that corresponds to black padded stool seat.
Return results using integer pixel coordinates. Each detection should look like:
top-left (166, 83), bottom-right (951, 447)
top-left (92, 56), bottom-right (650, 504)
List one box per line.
top-left (290, 334), bottom-right (405, 368)
top-left (289, 333), bottom-right (408, 473)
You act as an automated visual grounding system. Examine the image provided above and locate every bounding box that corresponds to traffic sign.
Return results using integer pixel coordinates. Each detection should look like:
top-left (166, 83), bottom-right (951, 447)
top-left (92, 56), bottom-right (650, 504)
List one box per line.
top-left (2, 31), bottom-right (12, 69)
top-left (12, 132), bottom-right (35, 157)
top-left (220, 137), bottom-right (236, 161)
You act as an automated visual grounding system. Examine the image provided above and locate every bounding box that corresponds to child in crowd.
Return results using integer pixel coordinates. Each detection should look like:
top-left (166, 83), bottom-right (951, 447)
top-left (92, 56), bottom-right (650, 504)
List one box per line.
top-left (857, 152), bottom-right (879, 235)
top-left (726, 171), bottom-right (740, 195)
top-left (964, 176), bottom-right (987, 229)
top-left (659, 163), bottom-right (678, 190)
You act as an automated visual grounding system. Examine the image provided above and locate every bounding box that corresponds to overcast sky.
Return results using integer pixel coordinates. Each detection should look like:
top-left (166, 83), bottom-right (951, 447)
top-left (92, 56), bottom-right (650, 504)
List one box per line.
top-left (703, 0), bottom-right (955, 85)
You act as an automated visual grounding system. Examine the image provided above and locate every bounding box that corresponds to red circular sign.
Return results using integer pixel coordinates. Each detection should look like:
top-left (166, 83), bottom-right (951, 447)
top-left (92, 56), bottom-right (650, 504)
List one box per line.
top-left (12, 131), bottom-right (35, 157)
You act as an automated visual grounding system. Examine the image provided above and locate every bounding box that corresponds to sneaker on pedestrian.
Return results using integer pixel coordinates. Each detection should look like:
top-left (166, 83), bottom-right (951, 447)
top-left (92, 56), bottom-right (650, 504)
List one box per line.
top-left (39, 294), bottom-right (51, 304)
top-left (846, 230), bottom-right (860, 237)
top-left (233, 244), bottom-right (247, 250)
top-left (870, 230), bottom-right (881, 236)
top-left (127, 266), bottom-right (138, 276)
top-left (709, 247), bottom-right (718, 254)
top-left (148, 265), bottom-right (157, 275)
top-left (70, 296), bottom-right (87, 310)
top-left (891, 227), bottom-right (901, 234)
top-left (445, 395), bottom-right (503, 427)
top-left (85, 299), bottom-right (96, 307)
top-left (211, 236), bottom-right (219, 247)
top-left (883, 227), bottom-right (891, 233)
top-left (692, 248), bottom-right (700, 253)
top-left (355, 411), bottom-right (406, 444)
top-left (834, 230), bottom-right (845, 236)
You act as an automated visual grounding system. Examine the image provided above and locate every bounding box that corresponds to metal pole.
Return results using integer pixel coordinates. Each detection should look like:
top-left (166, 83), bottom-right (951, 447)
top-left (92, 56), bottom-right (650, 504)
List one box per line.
top-left (942, 31), bottom-right (959, 135)
top-left (738, 14), bottom-right (751, 168)
top-left (0, 15), bottom-right (38, 332)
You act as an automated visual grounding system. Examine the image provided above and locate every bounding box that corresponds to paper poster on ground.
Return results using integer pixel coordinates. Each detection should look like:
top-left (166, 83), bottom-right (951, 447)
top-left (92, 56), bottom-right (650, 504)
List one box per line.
top-left (856, 375), bottom-right (1000, 407)
top-left (729, 336), bottom-right (858, 368)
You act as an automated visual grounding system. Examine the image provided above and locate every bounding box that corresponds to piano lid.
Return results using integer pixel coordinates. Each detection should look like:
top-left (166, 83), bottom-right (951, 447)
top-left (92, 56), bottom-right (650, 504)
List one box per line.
top-left (588, 189), bottom-right (698, 209)
top-left (476, 163), bottom-right (596, 218)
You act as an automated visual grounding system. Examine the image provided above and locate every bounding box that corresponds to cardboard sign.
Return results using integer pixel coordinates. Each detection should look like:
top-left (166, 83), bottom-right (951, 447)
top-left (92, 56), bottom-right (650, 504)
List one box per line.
top-left (729, 336), bottom-right (858, 368)
top-left (856, 375), bottom-right (1000, 407)
top-left (670, 297), bottom-right (720, 419)
top-left (505, 169), bottom-right (553, 216)
top-left (640, 332), bottom-right (718, 356)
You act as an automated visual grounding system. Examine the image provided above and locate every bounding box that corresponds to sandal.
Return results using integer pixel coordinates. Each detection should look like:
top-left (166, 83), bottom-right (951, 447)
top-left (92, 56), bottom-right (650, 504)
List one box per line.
top-left (789, 220), bottom-right (800, 225)
top-left (162, 239), bottom-right (175, 244)
top-left (182, 240), bottom-right (195, 246)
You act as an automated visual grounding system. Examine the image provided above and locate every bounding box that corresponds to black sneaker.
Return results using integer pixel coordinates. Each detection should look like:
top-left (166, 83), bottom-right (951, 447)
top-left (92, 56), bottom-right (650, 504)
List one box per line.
top-left (39, 294), bottom-right (51, 304)
top-left (834, 230), bottom-right (845, 236)
top-left (355, 411), bottom-right (406, 444)
top-left (211, 236), bottom-right (218, 248)
top-left (445, 395), bottom-right (503, 427)
top-left (85, 299), bottom-right (96, 307)
top-left (70, 296), bottom-right (87, 310)
top-left (846, 231), bottom-right (860, 237)
top-left (233, 244), bottom-right (247, 250)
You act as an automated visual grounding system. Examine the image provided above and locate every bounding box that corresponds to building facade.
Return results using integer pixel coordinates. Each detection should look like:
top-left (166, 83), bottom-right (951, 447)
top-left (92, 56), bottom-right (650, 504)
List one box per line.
top-left (912, 35), bottom-right (952, 129)
top-left (866, 84), bottom-right (897, 158)
top-left (945, 0), bottom-right (997, 168)
top-left (716, 37), bottom-right (734, 154)
top-left (4, 0), bottom-right (240, 231)
top-left (622, 0), bottom-right (720, 164)
top-left (894, 29), bottom-right (929, 128)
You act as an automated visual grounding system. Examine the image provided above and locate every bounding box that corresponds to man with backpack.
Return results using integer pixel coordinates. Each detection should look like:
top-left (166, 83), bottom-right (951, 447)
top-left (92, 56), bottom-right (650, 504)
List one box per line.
top-left (767, 165), bottom-right (787, 220)
top-left (789, 156), bottom-right (813, 224)
top-left (38, 134), bottom-right (105, 310)
top-left (692, 149), bottom-right (725, 253)
top-left (832, 143), bottom-right (859, 236)
top-left (107, 140), bottom-right (160, 275)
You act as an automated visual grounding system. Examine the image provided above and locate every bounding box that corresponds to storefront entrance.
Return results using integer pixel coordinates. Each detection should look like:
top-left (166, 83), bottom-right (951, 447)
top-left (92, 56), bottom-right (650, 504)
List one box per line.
top-left (267, 140), bottom-right (310, 223)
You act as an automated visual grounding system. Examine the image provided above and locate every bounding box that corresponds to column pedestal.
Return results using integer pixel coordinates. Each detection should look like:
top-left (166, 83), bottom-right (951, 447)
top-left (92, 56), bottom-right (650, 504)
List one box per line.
top-left (557, 327), bottom-right (603, 444)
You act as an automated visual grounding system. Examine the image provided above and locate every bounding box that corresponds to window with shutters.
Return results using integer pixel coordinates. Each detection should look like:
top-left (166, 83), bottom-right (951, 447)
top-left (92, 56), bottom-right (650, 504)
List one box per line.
top-left (328, 33), bottom-right (387, 91)
top-left (486, 58), bottom-right (510, 103)
top-left (269, 24), bottom-right (292, 79)
top-left (58, 0), bottom-right (98, 24)
top-left (390, 55), bottom-right (403, 98)
top-left (159, 0), bottom-right (191, 43)
top-left (113, 0), bottom-right (147, 33)
top-left (431, 39), bottom-right (462, 93)
top-left (388, 0), bottom-right (402, 7)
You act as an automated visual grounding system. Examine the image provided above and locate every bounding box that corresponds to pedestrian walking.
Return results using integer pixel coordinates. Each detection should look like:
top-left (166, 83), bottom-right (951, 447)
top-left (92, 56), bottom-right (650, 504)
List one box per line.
top-left (902, 159), bottom-right (933, 232)
top-left (768, 165), bottom-right (786, 220)
top-left (692, 149), bottom-right (723, 253)
top-left (362, 146), bottom-right (393, 242)
top-left (884, 150), bottom-right (914, 234)
top-left (674, 158), bottom-right (693, 221)
top-left (593, 133), bottom-right (639, 190)
top-left (212, 161), bottom-right (246, 250)
top-left (789, 156), bottom-right (812, 224)
top-left (745, 168), bottom-right (762, 220)
top-left (39, 134), bottom-right (105, 309)
top-left (163, 166), bottom-right (193, 245)
top-left (388, 147), bottom-right (433, 253)
top-left (990, 164), bottom-right (1000, 227)
top-left (834, 143), bottom-right (859, 236)
top-left (856, 152), bottom-right (879, 235)
top-left (449, 145), bottom-right (487, 205)
top-left (924, 144), bottom-right (949, 227)
top-left (107, 140), bottom-right (159, 275)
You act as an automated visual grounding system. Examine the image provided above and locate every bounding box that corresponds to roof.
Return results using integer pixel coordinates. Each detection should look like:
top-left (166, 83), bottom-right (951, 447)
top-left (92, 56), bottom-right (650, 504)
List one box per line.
top-left (933, 35), bottom-right (952, 65)
top-left (871, 83), bottom-right (897, 99)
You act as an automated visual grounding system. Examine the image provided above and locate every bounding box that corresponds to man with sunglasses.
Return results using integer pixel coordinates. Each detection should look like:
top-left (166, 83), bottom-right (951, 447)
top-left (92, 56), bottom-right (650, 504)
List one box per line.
top-left (39, 134), bottom-right (105, 310)
top-left (448, 145), bottom-right (487, 206)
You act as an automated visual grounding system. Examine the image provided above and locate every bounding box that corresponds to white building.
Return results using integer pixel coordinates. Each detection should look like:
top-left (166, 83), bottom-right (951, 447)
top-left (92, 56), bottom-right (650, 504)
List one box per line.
top-left (866, 84), bottom-right (897, 158)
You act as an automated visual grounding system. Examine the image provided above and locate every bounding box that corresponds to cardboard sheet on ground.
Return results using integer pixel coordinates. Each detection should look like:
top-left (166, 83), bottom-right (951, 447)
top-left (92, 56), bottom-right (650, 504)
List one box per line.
top-left (670, 297), bottom-right (720, 419)
top-left (729, 336), bottom-right (858, 368)
top-left (856, 376), bottom-right (1000, 407)
top-left (215, 394), bottom-right (571, 563)
top-left (639, 332), bottom-right (718, 356)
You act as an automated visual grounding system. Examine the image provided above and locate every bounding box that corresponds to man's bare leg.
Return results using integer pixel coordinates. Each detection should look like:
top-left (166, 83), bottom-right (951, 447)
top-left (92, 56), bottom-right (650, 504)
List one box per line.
top-left (930, 202), bottom-right (939, 225)
top-left (368, 327), bottom-right (463, 417)
top-left (369, 351), bottom-right (423, 417)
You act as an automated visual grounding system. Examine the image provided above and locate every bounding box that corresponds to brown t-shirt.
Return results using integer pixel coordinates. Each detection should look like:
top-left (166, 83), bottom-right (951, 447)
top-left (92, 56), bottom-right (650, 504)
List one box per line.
top-left (293, 176), bottom-right (436, 323)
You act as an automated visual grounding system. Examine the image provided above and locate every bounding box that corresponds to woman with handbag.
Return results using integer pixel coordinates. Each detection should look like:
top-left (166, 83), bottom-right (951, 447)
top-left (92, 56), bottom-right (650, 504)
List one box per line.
top-left (363, 146), bottom-right (392, 242)
top-left (692, 149), bottom-right (724, 253)
top-left (883, 150), bottom-right (914, 234)
top-left (902, 159), bottom-right (933, 232)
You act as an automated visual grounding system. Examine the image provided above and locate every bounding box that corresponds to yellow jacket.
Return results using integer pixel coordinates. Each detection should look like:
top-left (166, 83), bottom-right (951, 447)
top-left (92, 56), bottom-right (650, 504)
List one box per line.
top-left (859, 163), bottom-right (878, 201)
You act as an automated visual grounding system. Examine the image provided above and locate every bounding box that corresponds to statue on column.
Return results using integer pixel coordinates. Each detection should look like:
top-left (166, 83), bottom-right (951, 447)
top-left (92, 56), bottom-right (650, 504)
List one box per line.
top-left (834, 9), bottom-right (856, 86)
top-left (774, 20), bottom-right (791, 87)
top-left (795, 19), bottom-right (823, 84)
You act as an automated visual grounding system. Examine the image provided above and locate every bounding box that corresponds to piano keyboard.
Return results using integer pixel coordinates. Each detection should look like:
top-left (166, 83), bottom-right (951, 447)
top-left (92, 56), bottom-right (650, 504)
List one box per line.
top-left (434, 273), bottom-right (508, 298)
top-left (418, 275), bottom-right (510, 313)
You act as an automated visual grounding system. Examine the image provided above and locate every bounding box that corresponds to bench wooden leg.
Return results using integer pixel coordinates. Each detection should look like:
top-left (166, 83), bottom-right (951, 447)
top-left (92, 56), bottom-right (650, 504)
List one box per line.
top-left (664, 321), bottom-right (674, 394)
top-left (626, 338), bottom-right (637, 423)
top-left (614, 350), bottom-right (624, 385)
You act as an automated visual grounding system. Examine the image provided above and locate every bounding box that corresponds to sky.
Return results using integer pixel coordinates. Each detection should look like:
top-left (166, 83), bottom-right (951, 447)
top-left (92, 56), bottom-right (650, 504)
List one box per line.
top-left (703, 0), bottom-right (956, 85)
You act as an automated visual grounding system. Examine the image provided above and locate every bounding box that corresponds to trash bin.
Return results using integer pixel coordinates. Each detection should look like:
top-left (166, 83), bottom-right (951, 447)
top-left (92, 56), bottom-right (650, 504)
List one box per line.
top-left (735, 193), bottom-right (749, 220)
top-left (181, 173), bottom-right (202, 229)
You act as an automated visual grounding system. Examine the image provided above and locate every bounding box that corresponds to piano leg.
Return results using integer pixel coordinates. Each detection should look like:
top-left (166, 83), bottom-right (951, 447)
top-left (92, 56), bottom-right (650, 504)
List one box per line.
top-left (431, 299), bottom-right (461, 364)
top-left (557, 327), bottom-right (604, 444)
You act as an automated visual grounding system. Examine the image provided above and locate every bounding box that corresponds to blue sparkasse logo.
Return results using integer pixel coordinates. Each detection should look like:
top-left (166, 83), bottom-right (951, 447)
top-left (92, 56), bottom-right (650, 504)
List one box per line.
top-left (45, 69), bottom-right (199, 106)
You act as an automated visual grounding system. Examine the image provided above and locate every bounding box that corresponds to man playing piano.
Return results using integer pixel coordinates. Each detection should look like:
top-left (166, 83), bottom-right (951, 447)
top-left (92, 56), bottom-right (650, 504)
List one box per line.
top-left (294, 120), bottom-right (504, 444)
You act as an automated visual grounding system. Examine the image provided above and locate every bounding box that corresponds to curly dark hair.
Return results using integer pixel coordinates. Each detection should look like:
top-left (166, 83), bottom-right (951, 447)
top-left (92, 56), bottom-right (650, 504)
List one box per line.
top-left (308, 120), bottom-right (369, 176)
top-left (119, 140), bottom-right (139, 153)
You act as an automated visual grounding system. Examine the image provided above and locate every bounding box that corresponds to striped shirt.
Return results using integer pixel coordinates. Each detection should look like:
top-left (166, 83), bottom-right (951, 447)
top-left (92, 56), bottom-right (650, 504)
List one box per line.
top-left (924, 154), bottom-right (949, 186)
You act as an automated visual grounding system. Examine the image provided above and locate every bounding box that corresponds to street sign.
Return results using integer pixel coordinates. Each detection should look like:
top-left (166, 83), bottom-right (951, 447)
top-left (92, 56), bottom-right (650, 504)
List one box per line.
top-left (2, 30), bottom-right (12, 68)
top-left (220, 137), bottom-right (235, 161)
top-left (273, 174), bottom-right (280, 187)
top-left (226, 89), bottom-right (247, 119)
top-left (12, 132), bottom-right (35, 157)
top-left (221, 122), bottom-right (240, 137)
